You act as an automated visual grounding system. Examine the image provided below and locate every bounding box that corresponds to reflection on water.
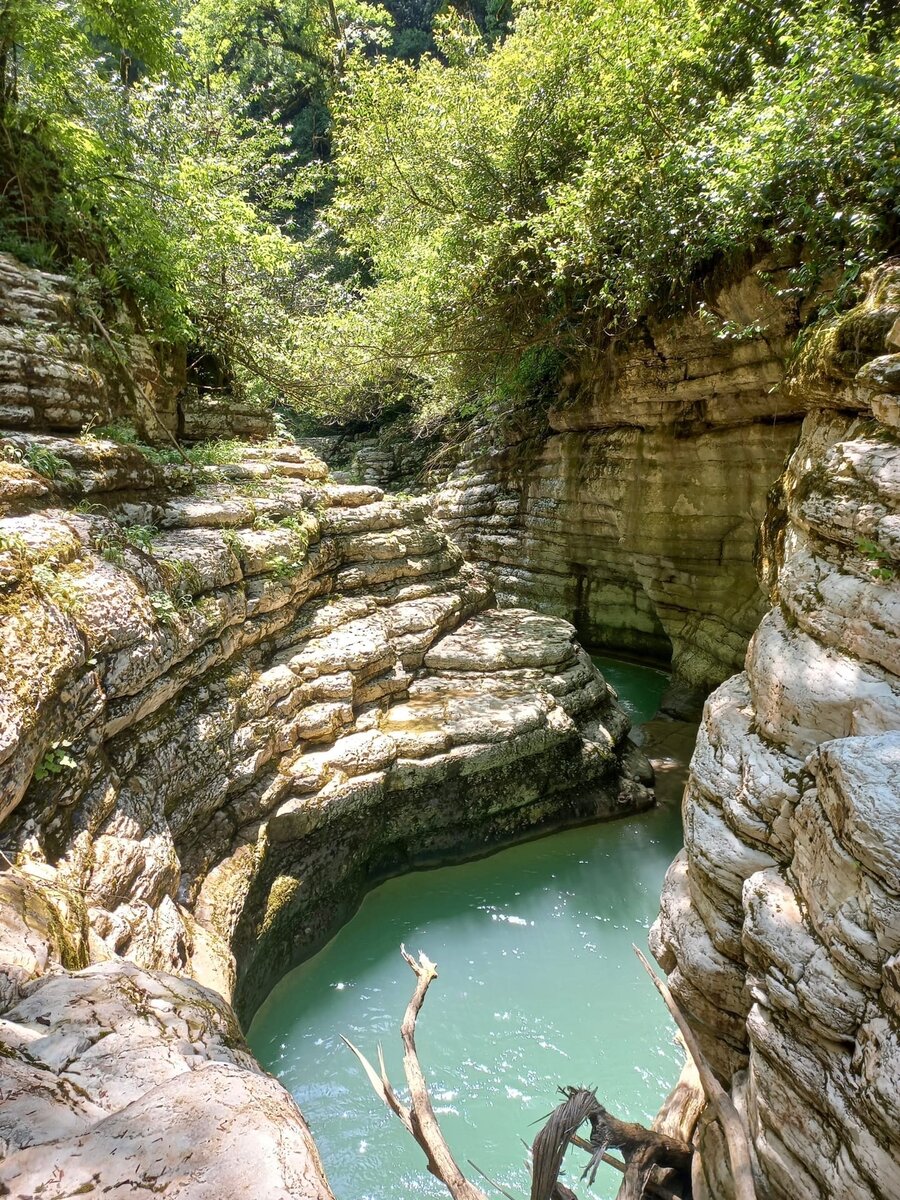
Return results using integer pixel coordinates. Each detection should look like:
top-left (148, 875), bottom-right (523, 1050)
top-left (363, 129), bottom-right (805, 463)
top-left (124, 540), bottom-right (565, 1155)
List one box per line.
top-left (248, 658), bottom-right (685, 1200)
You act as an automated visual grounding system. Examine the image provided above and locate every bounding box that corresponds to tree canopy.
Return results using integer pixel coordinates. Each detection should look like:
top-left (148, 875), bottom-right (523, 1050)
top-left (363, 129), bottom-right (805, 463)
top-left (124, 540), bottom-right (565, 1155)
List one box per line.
top-left (298, 0), bottom-right (900, 422)
top-left (1, 0), bottom-right (897, 423)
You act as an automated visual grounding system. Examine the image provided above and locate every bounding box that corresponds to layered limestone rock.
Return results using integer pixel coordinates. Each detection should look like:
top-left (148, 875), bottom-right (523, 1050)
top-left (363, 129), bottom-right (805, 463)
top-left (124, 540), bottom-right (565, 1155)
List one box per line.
top-left (436, 260), bottom-right (805, 704)
top-left (651, 263), bottom-right (900, 1200)
top-left (0, 433), bottom-right (646, 998)
top-left (0, 253), bottom-right (184, 440)
top-left (0, 301), bottom-right (650, 1198)
top-left (0, 871), bottom-right (332, 1199)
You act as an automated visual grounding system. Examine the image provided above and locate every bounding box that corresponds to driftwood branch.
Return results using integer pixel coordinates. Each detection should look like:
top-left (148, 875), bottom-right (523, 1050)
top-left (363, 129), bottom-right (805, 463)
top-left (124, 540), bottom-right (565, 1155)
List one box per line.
top-left (530, 1088), bottom-right (691, 1200)
top-left (346, 946), bottom-right (699, 1200)
top-left (343, 946), bottom-right (488, 1200)
top-left (567, 1133), bottom-right (686, 1200)
top-left (634, 947), bottom-right (757, 1200)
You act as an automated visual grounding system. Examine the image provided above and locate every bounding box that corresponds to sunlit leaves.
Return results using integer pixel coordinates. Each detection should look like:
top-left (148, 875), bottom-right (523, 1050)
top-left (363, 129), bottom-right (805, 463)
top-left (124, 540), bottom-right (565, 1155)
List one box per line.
top-left (1, 0), bottom-right (317, 404)
top-left (300, 0), bottom-right (899, 421)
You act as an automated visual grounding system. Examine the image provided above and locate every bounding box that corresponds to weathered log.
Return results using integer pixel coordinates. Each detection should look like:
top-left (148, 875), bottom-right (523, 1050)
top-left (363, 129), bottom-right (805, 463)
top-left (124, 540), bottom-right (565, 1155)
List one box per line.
top-left (530, 1088), bottom-right (691, 1200)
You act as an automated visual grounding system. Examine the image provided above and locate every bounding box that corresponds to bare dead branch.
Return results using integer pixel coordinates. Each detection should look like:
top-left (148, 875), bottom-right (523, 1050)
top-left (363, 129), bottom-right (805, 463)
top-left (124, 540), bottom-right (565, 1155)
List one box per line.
top-left (634, 947), bottom-right (758, 1200)
top-left (340, 1035), bottom-right (415, 1135)
top-left (345, 946), bottom-right (699, 1200)
top-left (398, 946), bottom-right (489, 1200)
top-left (83, 309), bottom-right (190, 465)
top-left (344, 947), bottom-right (489, 1200)
top-left (531, 1088), bottom-right (689, 1200)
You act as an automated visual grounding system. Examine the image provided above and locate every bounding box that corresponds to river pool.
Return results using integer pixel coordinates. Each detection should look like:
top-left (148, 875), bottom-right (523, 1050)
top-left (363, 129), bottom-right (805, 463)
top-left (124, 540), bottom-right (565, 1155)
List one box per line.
top-left (248, 656), bottom-right (683, 1200)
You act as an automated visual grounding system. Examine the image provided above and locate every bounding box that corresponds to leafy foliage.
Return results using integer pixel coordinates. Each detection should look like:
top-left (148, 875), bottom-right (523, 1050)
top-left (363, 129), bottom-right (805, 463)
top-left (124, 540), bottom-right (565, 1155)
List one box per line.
top-left (0, 0), bottom-right (331, 403)
top-left (34, 741), bottom-right (77, 782)
top-left (25, 445), bottom-right (68, 479)
top-left (1, 0), bottom-right (898, 429)
top-left (857, 536), bottom-right (896, 581)
top-left (120, 522), bottom-right (158, 551)
top-left (292, 0), bottom-right (900, 422)
top-left (148, 589), bottom-right (181, 625)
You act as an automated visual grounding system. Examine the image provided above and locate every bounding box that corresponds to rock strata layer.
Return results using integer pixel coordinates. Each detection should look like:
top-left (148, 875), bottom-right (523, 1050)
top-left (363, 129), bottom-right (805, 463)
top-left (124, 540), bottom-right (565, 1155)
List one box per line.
top-left (0, 267), bottom-right (649, 1199)
top-left (0, 253), bottom-right (271, 445)
top-left (435, 262), bottom-right (805, 703)
top-left (651, 263), bottom-right (900, 1200)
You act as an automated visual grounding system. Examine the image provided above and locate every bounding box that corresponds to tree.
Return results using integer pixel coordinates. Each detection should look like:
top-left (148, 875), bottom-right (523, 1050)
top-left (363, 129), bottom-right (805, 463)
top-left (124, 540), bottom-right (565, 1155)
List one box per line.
top-left (287, 0), bottom-right (900, 425)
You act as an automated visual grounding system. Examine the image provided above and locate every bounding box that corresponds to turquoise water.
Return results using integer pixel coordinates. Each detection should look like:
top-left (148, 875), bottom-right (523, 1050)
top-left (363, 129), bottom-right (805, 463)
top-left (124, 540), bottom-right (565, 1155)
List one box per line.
top-left (592, 653), bottom-right (669, 726)
top-left (248, 658), bottom-right (683, 1200)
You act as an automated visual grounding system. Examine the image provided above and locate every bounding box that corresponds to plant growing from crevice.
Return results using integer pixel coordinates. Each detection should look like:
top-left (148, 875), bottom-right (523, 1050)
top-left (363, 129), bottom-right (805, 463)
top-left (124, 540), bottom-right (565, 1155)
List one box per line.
top-left (279, 515), bottom-right (315, 539)
top-left (148, 589), bottom-right (181, 626)
top-left (0, 531), bottom-right (28, 558)
top-left (159, 557), bottom-right (203, 594)
top-left (34, 741), bottom-right (77, 782)
top-left (221, 529), bottom-right (244, 558)
top-left (25, 445), bottom-right (68, 480)
top-left (857, 536), bottom-right (895, 581)
top-left (91, 529), bottom-right (126, 566)
top-left (119, 522), bottom-right (159, 552)
top-left (31, 561), bottom-right (86, 613)
top-left (267, 554), bottom-right (302, 580)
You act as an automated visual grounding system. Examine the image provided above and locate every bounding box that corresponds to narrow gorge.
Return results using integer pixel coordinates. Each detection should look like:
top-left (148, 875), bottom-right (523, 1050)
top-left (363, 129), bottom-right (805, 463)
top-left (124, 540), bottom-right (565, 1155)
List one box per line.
top-left (0, 255), bottom-right (650, 1196)
top-left (2, 4), bottom-right (900, 1194)
top-left (2, 246), bottom-right (899, 1200)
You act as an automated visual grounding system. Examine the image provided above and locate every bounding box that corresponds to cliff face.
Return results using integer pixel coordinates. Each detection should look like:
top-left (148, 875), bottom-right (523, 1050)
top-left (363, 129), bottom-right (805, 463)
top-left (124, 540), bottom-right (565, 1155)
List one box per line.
top-left (651, 263), bottom-right (900, 1199)
top-left (436, 262), bottom-right (805, 704)
top-left (0, 253), bottom-right (270, 444)
top-left (0, 259), bottom-right (649, 1198)
top-left (0, 436), bottom-right (645, 1001)
top-left (0, 254), bottom-right (183, 440)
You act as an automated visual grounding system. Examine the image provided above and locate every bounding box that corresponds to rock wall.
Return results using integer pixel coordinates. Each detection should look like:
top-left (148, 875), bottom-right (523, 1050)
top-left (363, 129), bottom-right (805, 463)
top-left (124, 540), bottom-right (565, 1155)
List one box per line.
top-left (651, 263), bottom-right (900, 1199)
top-left (0, 253), bottom-right (272, 446)
top-left (436, 261), bottom-right (806, 704)
top-left (295, 411), bottom-right (437, 491)
top-left (0, 254), bottom-right (185, 441)
top-left (0, 872), bottom-right (333, 1199)
top-left (0, 259), bottom-right (650, 1196)
top-left (0, 434), bottom-right (646, 998)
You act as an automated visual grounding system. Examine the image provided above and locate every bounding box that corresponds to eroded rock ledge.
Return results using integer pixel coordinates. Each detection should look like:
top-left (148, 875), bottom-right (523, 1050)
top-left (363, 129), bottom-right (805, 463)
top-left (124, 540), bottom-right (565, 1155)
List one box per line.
top-left (0, 277), bottom-right (650, 1199)
top-left (434, 260), bottom-right (815, 705)
top-left (651, 263), bottom-right (900, 1199)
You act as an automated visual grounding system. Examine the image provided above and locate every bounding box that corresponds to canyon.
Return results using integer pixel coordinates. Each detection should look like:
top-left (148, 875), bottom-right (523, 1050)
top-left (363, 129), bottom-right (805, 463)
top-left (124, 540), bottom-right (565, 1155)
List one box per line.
top-left (0, 250), bottom-right (899, 1200)
top-left (434, 259), bottom-right (900, 1200)
top-left (435, 260), bottom-right (811, 709)
top-left (0, 255), bottom-right (648, 1197)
